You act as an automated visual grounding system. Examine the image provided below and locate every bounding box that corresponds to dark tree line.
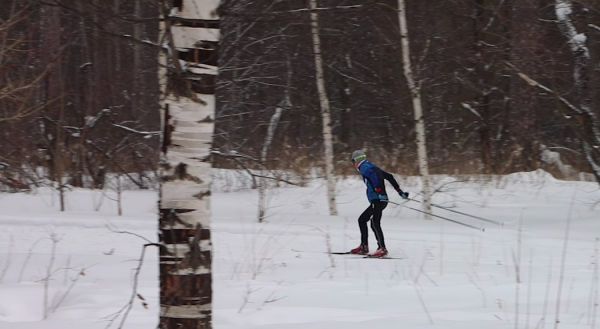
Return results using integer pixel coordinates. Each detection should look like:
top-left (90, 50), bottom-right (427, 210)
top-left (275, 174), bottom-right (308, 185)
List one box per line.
top-left (0, 0), bottom-right (160, 191)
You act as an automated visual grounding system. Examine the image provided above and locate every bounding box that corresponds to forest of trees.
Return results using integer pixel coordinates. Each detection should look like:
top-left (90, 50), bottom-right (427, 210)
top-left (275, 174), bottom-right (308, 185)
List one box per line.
top-left (2, 0), bottom-right (600, 192)
top-left (0, 0), bottom-right (160, 192)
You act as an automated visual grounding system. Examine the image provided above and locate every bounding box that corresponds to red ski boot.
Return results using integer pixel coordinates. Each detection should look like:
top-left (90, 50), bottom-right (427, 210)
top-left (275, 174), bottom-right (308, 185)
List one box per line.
top-left (368, 247), bottom-right (388, 258)
top-left (350, 244), bottom-right (369, 255)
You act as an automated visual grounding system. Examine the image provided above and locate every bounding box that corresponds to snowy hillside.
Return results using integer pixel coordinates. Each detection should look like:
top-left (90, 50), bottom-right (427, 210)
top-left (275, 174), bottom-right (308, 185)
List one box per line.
top-left (1, 170), bottom-right (599, 329)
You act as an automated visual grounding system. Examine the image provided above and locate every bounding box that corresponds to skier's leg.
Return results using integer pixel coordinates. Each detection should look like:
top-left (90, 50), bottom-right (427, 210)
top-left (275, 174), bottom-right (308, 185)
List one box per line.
top-left (370, 200), bottom-right (388, 248)
top-left (358, 205), bottom-right (374, 246)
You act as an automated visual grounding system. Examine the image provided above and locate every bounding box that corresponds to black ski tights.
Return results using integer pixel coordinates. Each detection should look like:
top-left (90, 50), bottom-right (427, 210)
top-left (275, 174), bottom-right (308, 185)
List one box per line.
top-left (358, 200), bottom-right (388, 248)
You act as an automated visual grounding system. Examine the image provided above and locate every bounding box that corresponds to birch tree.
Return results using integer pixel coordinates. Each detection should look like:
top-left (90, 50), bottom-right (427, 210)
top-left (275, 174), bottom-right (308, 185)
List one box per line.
top-left (554, 0), bottom-right (600, 181)
top-left (257, 106), bottom-right (283, 222)
top-left (397, 0), bottom-right (432, 218)
top-left (309, 0), bottom-right (338, 216)
top-left (158, 0), bottom-right (220, 327)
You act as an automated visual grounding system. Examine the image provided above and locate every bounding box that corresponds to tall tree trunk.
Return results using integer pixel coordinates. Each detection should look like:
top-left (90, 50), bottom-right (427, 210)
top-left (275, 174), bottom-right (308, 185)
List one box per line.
top-left (75, 1), bottom-right (93, 187)
top-left (555, 0), bottom-right (600, 182)
top-left (258, 107), bottom-right (283, 222)
top-left (39, 1), bottom-right (61, 182)
top-left (258, 52), bottom-right (292, 222)
top-left (473, 0), bottom-right (494, 174)
top-left (158, 0), bottom-right (220, 328)
top-left (397, 0), bottom-right (432, 218)
top-left (506, 0), bottom-right (541, 173)
top-left (132, 0), bottom-right (141, 118)
top-left (39, 0), bottom-right (66, 209)
top-left (309, 0), bottom-right (338, 216)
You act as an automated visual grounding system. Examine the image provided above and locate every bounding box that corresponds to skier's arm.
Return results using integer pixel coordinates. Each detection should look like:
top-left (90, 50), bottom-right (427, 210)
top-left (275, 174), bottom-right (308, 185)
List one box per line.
top-left (382, 170), bottom-right (401, 192)
top-left (383, 170), bottom-right (409, 198)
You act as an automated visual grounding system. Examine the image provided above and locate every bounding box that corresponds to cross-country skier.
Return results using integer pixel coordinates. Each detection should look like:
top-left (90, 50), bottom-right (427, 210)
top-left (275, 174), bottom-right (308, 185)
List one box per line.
top-left (349, 150), bottom-right (409, 257)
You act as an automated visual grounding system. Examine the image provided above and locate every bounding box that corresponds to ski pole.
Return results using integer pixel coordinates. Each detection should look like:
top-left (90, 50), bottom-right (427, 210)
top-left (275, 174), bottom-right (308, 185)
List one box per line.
top-left (408, 199), bottom-right (504, 226)
top-left (387, 201), bottom-right (485, 232)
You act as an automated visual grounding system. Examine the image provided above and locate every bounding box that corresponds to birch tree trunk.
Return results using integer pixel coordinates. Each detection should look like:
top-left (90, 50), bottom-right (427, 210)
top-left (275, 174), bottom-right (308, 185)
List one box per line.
top-left (555, 0), bottom-right (600, 182)
top-left (309, 0), bottom-right (338, 216)
top-left (158, 0), bottom-right (220, 328)
top-left (258, 107), bottom-right (282, 222)
top-left (397, 0), bottom-right (432, 219)
top-left (258, 54), bottom-right (292, 222)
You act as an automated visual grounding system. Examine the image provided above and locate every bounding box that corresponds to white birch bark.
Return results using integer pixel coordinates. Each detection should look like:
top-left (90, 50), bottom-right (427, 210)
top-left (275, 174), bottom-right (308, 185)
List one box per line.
top-left (159, 1), bottom-right (219, 327)
top-left (309, 0), bottom-right (338, 216)
top-left (398, 0), bottom-right (432, 219)
top-left (258, 107), bottom-right (283, 222)
top-left (555, 0), bottom-right (600, 181)
top-left (258, 55), bottom-right (293, 222)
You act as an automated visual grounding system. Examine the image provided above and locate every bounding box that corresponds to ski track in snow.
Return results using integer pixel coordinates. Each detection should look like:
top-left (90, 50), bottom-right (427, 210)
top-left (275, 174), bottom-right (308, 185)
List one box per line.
top-left (1, 170), bottom-right (600, 329)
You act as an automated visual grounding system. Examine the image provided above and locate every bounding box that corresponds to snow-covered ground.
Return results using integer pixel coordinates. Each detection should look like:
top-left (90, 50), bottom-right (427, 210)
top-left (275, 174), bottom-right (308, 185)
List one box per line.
top-left (0, 187), bottom-right (159, 329)
top-left (1, 170), bottom-right (600, 329)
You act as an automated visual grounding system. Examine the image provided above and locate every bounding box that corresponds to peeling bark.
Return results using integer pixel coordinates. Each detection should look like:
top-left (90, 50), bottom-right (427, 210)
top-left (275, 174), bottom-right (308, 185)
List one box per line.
top-left (159, 0), bottom-right (219, 328)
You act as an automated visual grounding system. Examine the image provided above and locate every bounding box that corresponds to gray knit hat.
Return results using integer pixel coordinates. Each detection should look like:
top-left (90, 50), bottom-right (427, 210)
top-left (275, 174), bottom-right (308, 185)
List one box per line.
top-left (350, 150), bottom-right (367, 163)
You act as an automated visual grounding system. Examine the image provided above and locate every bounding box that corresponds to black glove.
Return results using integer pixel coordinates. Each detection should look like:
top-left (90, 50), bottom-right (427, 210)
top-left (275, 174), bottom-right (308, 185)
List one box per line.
top-left (397, 189), bottom-right (409, 199)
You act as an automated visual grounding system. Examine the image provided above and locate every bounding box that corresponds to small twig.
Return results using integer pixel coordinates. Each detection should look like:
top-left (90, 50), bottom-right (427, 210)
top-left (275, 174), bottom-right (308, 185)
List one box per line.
top-left (541, 257), bottom-right (553, 329)
top-left (63, 255), bottom-right (71, 285)
top-left (535, 318), bottom-right (544, 329)
top-left (554, 193), bottom-right (577, 329)
top-left (513, 248), bottom-right (521, 329)
top-left (467, 273), bottom-right (487, 308)
top-left (526, 249), bottom-right (534, 329)
top-left (591, 238), bottom-right (599, 329)
top-left (238, 282), bottom-right (261, 314)
top-left (105, 224), bottom-right (154, 244)
top-left (250, 172), bottom-right (300, 186)
top-left (566, 278), bottom-right (575, 313)
top-left (0, 235), bottom-right (13, 283)
top-left (514, 212), bottom-right (524, 329)
top-left (43, 233), bottom-right (61, 319)
top-left (257, 291), bottom-right (287, 310)
top-left (413, 281), bottom-right (434, 324)
top-left (439, 220), bottom-right (444, 276)
top-left (18, 238), bottom-right (49, 282)
top-left (112, 124), bottom-right (160, 137)
top-left (52, 267), bottom-right (87, 312)
top-left (414, 252), bottom-right (428, 285)
top-left (112, 243), bottom-right (160, 329)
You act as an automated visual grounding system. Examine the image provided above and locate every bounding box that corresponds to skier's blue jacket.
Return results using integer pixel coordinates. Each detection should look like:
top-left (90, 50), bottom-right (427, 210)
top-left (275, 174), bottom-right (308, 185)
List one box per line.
top-left (357, 160), bottom-right (401, 202)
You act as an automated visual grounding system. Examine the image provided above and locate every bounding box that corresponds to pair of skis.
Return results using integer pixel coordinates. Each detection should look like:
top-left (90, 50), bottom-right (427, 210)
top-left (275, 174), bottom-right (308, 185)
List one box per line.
top-left (329, 252), bottom-right (402, 259)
